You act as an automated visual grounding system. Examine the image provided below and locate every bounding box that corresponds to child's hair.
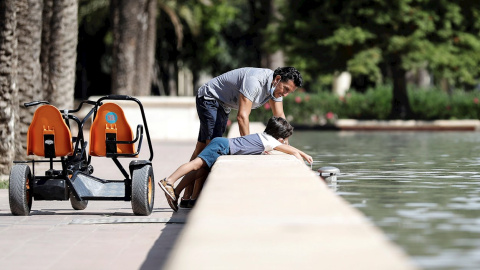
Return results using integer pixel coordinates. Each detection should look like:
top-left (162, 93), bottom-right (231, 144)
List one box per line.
top-left (264, 116), bottom-right (293, 139)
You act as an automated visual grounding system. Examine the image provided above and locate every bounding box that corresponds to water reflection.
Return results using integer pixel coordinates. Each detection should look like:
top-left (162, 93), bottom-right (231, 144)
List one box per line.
top-left (293, 131), bottom-right (480, 270)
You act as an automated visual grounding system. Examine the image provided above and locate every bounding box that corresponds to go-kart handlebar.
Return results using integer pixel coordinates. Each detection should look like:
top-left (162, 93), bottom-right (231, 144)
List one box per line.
top-left (24, 101), bottom-right (49, 107)
top-left (24, 100), bottom-right (97, 113)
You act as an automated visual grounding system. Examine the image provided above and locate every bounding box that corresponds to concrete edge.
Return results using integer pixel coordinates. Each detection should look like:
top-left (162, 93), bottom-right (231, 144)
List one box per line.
top-left (336, 119), bottom-right (480, 131)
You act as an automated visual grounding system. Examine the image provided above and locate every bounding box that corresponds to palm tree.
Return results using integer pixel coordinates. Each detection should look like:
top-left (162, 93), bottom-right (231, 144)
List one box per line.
top-left (15, 0), bottom-right (43, 160)
top-left (1, 0), bottom-right (80, 176)
top-left (110, 0), bottom-right (157, 96)
top-left (41, 0), bottom-right (78, 109)
top-left (0, 0), bottom-right (18, 176)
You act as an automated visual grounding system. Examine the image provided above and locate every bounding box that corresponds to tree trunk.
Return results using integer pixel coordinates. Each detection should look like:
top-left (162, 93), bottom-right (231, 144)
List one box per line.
top-left (133, 0), bottom-right (156, 96)
top-left (41, 0), bottom-right (78, 109)
top-left (265, 50), bottom-right (285, 71)
top-left (389, 61), bottom-right (413, 119)
top-left (0, 0), bottom-right (18, 175)
top-left (248, 0), bottom-right (271, 68)
top-left (111, 0), bottom-right (140, 95)
top-left (15, 0), bottom-right (43, 160)
top-left (259, 0), bottom-right (286, 69)
top-left (168, 62), bottom-right (177, 96)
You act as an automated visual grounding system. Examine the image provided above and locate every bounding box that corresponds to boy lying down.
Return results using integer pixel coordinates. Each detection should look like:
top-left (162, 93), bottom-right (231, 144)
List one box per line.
top-left (158, 116), bottom-right (313, 211)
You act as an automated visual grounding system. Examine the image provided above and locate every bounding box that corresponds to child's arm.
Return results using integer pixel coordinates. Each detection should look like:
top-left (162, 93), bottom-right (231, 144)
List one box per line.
top-left (273, 144), bottom-right (313, 164)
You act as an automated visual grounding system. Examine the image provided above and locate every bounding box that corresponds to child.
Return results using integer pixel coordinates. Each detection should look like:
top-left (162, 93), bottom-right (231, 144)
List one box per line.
top-left (158, 116), bottom-right (313, 211)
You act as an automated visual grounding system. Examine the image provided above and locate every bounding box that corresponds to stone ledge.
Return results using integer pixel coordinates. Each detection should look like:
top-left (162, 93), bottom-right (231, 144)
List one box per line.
top-left (164, 154), bottom-right (417, 270)
top-left (336, 119), bottom-right (480, 131)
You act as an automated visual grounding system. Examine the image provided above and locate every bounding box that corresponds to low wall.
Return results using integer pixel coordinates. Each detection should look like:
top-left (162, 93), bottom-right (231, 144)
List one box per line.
top-left (86, 96), bottom-right (199, 141)
top-left (164, 154), bottom-right (418, 269)
top-left (337, 119), bottom-right (480, 131)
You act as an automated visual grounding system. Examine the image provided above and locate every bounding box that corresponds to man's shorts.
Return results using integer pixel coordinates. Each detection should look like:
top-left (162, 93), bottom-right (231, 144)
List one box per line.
top-left (196, 95), bottom-right (229, 143)
top-left (197, 137), bottom-right (230, 168)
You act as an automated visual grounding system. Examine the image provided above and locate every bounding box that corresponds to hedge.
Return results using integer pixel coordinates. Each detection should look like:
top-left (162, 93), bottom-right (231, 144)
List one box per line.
top-left (244, 85), bottom-right (480, 125)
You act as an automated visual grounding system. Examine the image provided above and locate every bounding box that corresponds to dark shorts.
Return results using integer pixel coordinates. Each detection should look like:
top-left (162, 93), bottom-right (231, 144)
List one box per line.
top-left (197, 137), bottom-right (230, 168)
top-left (196, 95), bottom-right (229, 143)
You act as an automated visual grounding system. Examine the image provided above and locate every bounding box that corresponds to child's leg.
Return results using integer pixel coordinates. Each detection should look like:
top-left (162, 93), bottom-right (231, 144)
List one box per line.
top-left (166, 157), bottom-right (206, 187)
top-left (174, 168), bottom-right (208, 197)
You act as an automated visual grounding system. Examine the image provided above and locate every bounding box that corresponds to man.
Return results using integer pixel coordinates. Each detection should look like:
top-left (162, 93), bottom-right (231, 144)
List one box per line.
top-left (176, 67), bottom-right (303, 208)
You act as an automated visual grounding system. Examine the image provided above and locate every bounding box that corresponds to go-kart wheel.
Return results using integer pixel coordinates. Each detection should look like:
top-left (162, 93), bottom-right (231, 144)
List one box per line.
top-left (131, 165), bottom-right (154, 216)
top-left (69, 192), bottom-right (88, 210)
top-left (9, 164), bottom-right (33, 216)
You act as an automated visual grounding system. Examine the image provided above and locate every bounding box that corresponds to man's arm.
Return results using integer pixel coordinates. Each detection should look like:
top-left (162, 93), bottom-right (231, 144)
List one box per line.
top-left (237, 93), bottom-right (253, 136)
top-left (269, 99), bottom-right (286, 119)
top-left (269, 99), bottom-right (290, 144)
top-left (274, 144), bottom-right (313, 164)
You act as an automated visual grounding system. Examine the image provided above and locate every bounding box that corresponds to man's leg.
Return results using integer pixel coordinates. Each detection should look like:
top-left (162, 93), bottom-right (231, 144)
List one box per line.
top-left (176, 140), bottom-right (207, 199)
top-left (187, 105), bottom-right (229, 202)
top-left (174, 167), bottom-right (209, 197)
top-left (178, 96), bottom-right (228, 205)
top-left (190, 169), bottom-right (208, 200)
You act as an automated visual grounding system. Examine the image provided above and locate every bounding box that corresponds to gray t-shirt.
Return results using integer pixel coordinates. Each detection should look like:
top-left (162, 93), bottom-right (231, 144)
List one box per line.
top-left (197, 67), bottom-right (283, 113)
top-left (228, 132), bottom-right (282, 155)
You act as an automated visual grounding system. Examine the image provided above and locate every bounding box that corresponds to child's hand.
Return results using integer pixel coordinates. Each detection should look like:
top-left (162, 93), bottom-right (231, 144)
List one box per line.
top-left (305, 155), bottom-right (313, 164)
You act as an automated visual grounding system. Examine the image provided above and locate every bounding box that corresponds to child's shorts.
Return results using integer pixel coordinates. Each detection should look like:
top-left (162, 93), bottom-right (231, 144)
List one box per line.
top-left (198, 137), bottom-right (230, 168)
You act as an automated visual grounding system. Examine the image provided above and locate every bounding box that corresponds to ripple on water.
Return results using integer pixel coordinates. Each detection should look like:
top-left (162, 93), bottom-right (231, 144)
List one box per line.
top-left (397, 209), bottom-right (457, 220)
top-left (447, 203), bottom-right (480, 210)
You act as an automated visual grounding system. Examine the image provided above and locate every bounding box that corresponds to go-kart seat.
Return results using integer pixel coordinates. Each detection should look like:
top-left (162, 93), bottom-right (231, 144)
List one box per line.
top-left (89, 102), bottom-right (135, 157)
top-left (27, 105), bottom-right (73, 158)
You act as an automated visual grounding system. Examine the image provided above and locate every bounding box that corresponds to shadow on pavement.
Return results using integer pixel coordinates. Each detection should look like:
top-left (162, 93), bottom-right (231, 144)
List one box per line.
top-left (140, 210), bottom-right (190, 270)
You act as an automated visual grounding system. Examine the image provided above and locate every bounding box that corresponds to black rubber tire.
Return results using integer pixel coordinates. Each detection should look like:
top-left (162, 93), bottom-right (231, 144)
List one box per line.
top-left (9, 164), bottom-right (33, 216)
top-left (69, 192), bottom-right (88, 210)
top-left (131, 165), bottom-right (154, 216)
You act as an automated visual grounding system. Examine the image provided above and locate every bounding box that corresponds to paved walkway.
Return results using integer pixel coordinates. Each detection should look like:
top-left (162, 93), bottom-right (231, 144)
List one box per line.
top-left (0, 140), bottom-right (195, 270)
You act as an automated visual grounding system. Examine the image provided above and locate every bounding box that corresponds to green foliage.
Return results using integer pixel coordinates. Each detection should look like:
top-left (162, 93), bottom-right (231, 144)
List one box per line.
top-left (278, 0), bottom-right (480, 90)
top-left (447, 91), bottom-right (480, 119)
top-left (78, 0), bottom-right (109, 35)
top-left (0, 180), bottom-right (8, 189)
top-left (248, 85), bottom-right (480, 125)
top-left (409, 88), bottom-right (451, 120)
top-left (184, 0), bottom-right (239, 69)
top-left (347, 48), bottom-right (382, 83)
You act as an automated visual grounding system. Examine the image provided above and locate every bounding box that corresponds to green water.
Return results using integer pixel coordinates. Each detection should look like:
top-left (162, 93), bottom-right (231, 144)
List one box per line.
top-left (293, 131), bottom-right (480, 270)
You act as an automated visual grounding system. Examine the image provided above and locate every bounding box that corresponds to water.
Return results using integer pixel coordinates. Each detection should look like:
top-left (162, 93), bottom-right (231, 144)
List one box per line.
top-left (293, 131), bottom-right (480, 270)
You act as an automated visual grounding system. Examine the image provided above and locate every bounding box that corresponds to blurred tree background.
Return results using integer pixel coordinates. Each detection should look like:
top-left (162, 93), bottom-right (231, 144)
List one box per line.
top-left (278, 0), bottom-right (480, 118)
top-left (76, 0), bottom-right (285, 98)
top-left (2, 0), bottom-right (480, 174)
top-left (73, 0), bottom-right (480, 118)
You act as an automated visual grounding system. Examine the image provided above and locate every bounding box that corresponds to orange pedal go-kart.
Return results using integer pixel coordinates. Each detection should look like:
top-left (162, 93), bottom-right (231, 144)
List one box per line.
top-left (8, 95), bottom-right (155, 216)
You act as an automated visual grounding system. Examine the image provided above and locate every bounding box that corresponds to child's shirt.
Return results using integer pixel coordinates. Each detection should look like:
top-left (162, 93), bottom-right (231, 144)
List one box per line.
top-left (228, 132), bottom-right (282, 155)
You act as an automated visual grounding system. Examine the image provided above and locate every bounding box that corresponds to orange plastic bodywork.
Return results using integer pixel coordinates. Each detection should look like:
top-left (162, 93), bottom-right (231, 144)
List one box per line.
top-left (89, 103), bottom-right (135, 157)
top-left (26, 105), bottom-right (73, 157)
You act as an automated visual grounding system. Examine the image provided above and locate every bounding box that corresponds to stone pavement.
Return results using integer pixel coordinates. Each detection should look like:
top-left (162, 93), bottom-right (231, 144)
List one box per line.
top-left (0, 140), bottom-right (196, 270)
